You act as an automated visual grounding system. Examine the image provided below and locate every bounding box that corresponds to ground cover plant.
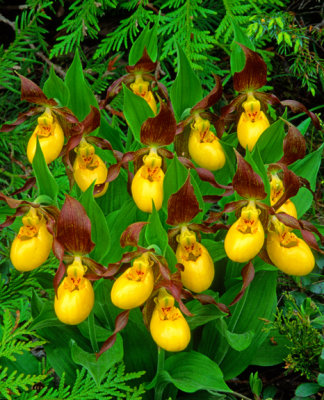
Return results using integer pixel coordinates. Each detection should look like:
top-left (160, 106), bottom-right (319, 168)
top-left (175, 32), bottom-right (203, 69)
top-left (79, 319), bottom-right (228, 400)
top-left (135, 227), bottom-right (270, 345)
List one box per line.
top-left (0, 1), bottom-right (323, 400)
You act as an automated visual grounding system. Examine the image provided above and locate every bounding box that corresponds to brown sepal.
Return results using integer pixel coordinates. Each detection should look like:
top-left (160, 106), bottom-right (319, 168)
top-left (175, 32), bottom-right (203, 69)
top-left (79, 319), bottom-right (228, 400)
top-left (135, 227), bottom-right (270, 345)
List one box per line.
top-left (299, 220), bottom-right (324, 245)
top-left (254, 92), bottom-right (281, 108)
top-left (275, 213), bottom-right (301, 230)
top-left (192, 293), bottom-right (230, 315)
top-left (86, 136), bottom-right (113, 151)
top-left (192, 75), bottom-right (223, 111)
top-left (82, 257), bottom-right (108, 276)
top-left (166, 174), bottom-right (201, 226)
top-left (300, 230), bottom-right (324, 254)
top-left (106, 152), bottom-right (135, 183)
top-left (53, 239), bottom-right (66, 296)
top-left (178, 157), bottom-right (233, 193)
top-left (157, 148), bottom-right (174, 159)
top-left (0, 207), bottom-right (28, 229)
top-left (232, 150), bottom-right (266, 199)
top-left (279, 125), bottom-right (306, 165)
top-left (120, 222), bottom-right (148, 248)
top-left (80, 106), bottom-right (101, 136)
top-left (55, 195), bottom-right (95, 255)
top-left (280, 100), bottom-right (321, 130)
top-left (151, 254), bottom-right (171, 281)
top-left (233, 44), bottom-right (267, 92)
top-left (0, 192), bottom-right (39, 210)
top-left (155, 272), bottom-right (193, 317)
top-left (18, 74), bottom-right (57, 106)
top-left (271, 164), bottom-right (300, 210)
top-left (126, 48), bottom-right (157, 73)
top-left (229, 261), bottom-right (255, 306)
top-left (53, 106), bottom-right (79, 124)
top-left (0, 106), bottom-right (43, 132)
top-left (187, 223), bottom-right (221, 234)
top-left (9, 178), bottom-right (36, 197)
top-left (140, 100), bottom-right (177, 146)
top-left (96, 310), bottom-right (130, 360)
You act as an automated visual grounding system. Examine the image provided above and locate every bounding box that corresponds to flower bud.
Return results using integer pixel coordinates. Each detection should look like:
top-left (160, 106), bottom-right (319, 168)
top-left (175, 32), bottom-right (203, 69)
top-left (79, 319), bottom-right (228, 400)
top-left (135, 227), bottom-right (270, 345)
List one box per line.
top-left (224, 203), bottom-right (264, 263)
top-left (131, 150), bottom-right (164, 213)
top-left (150, 289), bottom-right (191, 352)
top-left (237, 94), bottom-right (270, 151)
top-left (27, 109), bottom-right (64, 164)
top-left (188, 116), bottom-right (225, 171)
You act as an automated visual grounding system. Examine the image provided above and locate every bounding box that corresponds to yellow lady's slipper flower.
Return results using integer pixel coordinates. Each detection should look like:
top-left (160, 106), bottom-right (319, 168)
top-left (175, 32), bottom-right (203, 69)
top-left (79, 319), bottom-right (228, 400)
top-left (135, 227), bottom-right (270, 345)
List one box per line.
top-left (266, 218), bottom-right (315, 276)
top-left (10, 208), bottom-right (53, 272)
top-left (111, 252), bottom-right (154, 309)
top-left (225, 202), bottom-right (265, 263)
top-left (150, 288), bottom-right (191, 352)
top-left (27, 109), bottom-right (64, 164)
top-left (73, 139), bottom-right (108, 198)
top-left (54, 257), bottom-right (94, 325)
top-left (188, 115), bottom-right (226, 171)
top-left (237, 94), bottom-right (270, 151)
top-left (176, 227), bottom-right (214, 292)
top-left (131, 150), bottom-right (164, 213)
top-left (130, 75), bottom-right (157, 114)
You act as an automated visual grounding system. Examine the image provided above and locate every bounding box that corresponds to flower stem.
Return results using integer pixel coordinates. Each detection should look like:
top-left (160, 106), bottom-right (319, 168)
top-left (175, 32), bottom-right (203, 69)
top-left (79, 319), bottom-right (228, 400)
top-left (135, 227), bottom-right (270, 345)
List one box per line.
top-left (88, 310), bottom-right (98, 353)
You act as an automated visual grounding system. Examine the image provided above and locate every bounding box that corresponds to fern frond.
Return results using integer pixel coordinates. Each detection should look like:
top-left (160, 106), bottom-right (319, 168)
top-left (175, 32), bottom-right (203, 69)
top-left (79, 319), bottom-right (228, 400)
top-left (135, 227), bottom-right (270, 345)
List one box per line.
top-left (0, 310), bottom-right (45, 361)
top-left (50, 0), bottom-right (116, 57)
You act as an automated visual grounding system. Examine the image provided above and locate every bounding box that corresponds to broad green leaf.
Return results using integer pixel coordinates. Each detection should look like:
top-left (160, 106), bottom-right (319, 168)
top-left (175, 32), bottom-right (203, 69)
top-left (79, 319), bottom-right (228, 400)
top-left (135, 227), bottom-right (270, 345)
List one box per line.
top-left (290, 143), bottom-right (323, 217)
top-left (199, 271), bottom-right (277, 379)
top-left (78, 319), bottom-right (113, 342)
top-left (145, 205), bottom-right (168, 256)
top-left (297, 117), bottom-right (311, 135)
top-left (224, 329), bottom-right (254, 351)
top-left (128, 23), bottom-right (158, 64)
top-left (253, 117), bottom-right (285, 164)
top-left (187, 301), bottom-right (225, 330)
top-left (30, 300), bottom-right (64, 331)
top-left (70, 337), bottom-right (123, 385)
top-left (99, 112), bottom-right (124, 152)
top-left (201, 239), bottom-right (226, 262)
top-left (103, 199), bottom-right (147, 264)
top-left (251, 329), bottom-right (290, 366)
top-left (230, 21), bottom-right (255, 74)
top-left (79, 184), bottom-right (111, 263)
top-left (295, 383), bottom-right (321, 397)
top-left (65, 50), bottom-right (98, 120)
top-left (43, 66), bottom-right (70, 106)
top-left (246, 147), bottom-right (270, 205)
top-left (123, 84), bottom-right (154, 142)
top-left (317, 373), bottom-right (324, 386)
top-left (97, 171), bottom-right (129, 216)
top-left (170, 43), bottom-right (203, 121)
top-left (163, 351), bottom-right (231, 393)
top-left (32, 138), bottom-right (59, 202)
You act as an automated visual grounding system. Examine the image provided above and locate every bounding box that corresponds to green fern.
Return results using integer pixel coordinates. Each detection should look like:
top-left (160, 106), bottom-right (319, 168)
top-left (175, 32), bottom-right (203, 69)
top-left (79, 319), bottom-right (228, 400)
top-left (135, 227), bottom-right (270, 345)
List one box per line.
top-left (13, 366), bottom-right (146, 400)
top-left (0, 367), bottom-right (48, 400)
top-left (0, 2), bottom-right (51, 94)
top-left (94, 1), bottom-right (153, 59)
top-left (0, 310), bottom-right (45, 361)
top-left (50, 0), bottom-right (118, 58)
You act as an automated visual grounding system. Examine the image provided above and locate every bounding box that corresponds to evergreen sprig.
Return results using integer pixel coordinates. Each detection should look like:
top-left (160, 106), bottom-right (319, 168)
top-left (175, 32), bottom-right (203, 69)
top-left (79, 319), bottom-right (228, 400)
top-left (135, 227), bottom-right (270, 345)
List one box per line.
top-left (13, 366), bottom-right (146, 400)
top-left (0, 310), bottom-right (46, 362)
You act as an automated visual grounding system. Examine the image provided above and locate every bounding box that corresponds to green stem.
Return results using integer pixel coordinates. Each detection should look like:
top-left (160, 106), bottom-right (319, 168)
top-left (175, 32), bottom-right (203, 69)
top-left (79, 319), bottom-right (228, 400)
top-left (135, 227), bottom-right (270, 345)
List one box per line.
top-left (230, 391), bottom-right (253, 400)
top-left (88, 310), bottom-right (98, 353)
top-left (154, 347), bottom-right (165, 400)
